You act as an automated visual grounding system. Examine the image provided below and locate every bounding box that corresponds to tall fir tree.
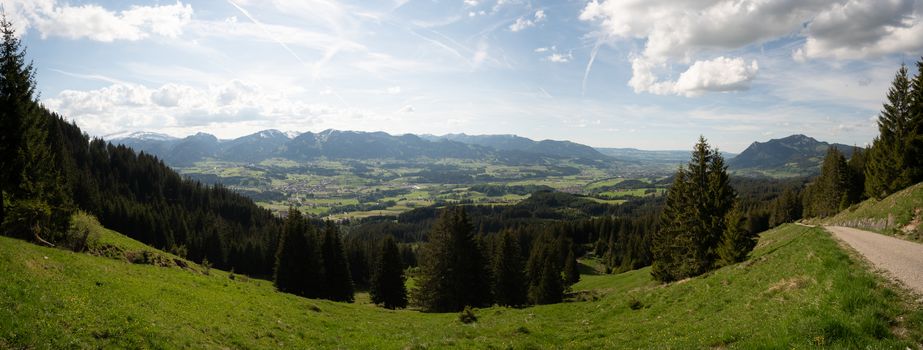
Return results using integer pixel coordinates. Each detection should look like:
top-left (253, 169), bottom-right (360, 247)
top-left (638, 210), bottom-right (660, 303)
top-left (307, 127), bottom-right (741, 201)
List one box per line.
top-left (804, 147), bottom-right (849, 217)
top-left (907, 57), bottom-right (923, 185)
top-left (651, 136), bottom-right (737, 282)
top-left (866, 64), bottom-right (915, 198)
top-left (769, 188), bottom-right (802, 227)
top-left (321, 221), bottom-right (354, 302)
top-left (412, 207), bottom-right (491, 312)
top-left (717, 205), bottom-right (755, 265)
top-left (274, 208), bottom-right (326, 298)
top-left (0, 15), bottom-right (72, 242)
top-left (563, 247), bottom-right (580, 287)
top-left (370, 235), bottom-right (408, 309)
top-left (274, 208), bottom-right (309, 295)
top-left (491, 230), bottom-right (527, 307)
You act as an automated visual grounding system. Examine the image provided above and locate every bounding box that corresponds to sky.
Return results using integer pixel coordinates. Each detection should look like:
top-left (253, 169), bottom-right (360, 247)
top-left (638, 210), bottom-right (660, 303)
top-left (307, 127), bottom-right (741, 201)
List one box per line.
top-left (2, 0), bottom-right (923, 152)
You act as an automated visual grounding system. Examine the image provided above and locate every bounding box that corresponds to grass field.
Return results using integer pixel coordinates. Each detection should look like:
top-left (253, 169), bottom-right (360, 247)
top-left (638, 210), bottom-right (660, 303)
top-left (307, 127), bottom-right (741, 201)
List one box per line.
top-left (3, 221), bottom-right (921, 348)
top-left (822, 182), bottom-right (923, 241)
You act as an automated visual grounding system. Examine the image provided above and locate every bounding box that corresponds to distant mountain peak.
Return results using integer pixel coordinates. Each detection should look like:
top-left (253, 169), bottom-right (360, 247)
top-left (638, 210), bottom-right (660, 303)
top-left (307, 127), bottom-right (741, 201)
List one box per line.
top-left (729, 134), bottom-right (854, 176)
top-left (105, 131), bottom-right (177, 141)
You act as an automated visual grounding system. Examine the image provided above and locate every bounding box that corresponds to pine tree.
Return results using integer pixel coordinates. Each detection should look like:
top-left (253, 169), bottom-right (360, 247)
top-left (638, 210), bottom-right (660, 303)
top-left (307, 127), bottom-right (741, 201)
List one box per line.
top-left (321, 221), bottom-right (354, 302)
top-left (491, 230), bottom-right (526, 307)
top-left (529, 253), bottom-right (564, 305)
top-left (0, 15), bottom-right (72, 241)
top-left (866, 64), bottom-right (915, 199)
top-left (274, 208), bottom-right (309, 295)
top-left (563, 248), bottom-right (580, 287)
top-left (907, 57), bottom-right (923, 185)
top-left (412, 207), bottom-right (491, 312)
top-left (370, 236), bottom-right (407, 309)
top-left (717, 205), bottom-right (754, 265)
top-left (804, 147), bottom-right (849, 217)
top-left (845, 146), bottom-right (867, 205)
top-left (651, 136), bottom-right (737, 282)
top-left (274, 208), bottom-right (325, 298)
top-left (769, 188), bottom-right (802, 227)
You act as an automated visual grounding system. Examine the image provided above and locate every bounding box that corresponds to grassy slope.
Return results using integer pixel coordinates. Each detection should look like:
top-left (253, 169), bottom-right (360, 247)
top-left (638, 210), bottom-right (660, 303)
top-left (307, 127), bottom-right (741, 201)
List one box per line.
top-left (2, 224), bottom-right (922, 349)
top-left (823, 182), bottom-right (923, 241)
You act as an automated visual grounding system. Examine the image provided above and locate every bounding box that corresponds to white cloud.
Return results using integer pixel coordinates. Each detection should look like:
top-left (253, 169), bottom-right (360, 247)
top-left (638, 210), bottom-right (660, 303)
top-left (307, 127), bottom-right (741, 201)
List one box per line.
top-left (674, 57), bottom-right (759, 96)
top-left (579, 0), bottom-right (923, 96)
top-left (43, 80), bottom-right (364, 137)
top-left (628, 56), bottom-right (759, 96)
top-left (509, 10), bottom-right (545, 32)
top-left (547, 52), bottom-right (572, 63)
top-left (4, 0), bottom-right (193, 41)
top-left (534, 47), bottom-right (549, 53)
top-left (464, 0), bottom-right (480, 6)
top-left (799, 0), bottom-right (923, 60)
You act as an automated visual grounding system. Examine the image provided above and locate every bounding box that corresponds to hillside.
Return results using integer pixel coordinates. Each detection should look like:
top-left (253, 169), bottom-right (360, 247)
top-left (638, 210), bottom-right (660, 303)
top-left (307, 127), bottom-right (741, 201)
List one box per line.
top-left (3, 223), bottom-right (920, 348)
top-left (823, 182), bottom-right (923, 241)
top-left (111, 129), bottom-right (614, 167)
top-left (729, 134), bottom-right (855, 177)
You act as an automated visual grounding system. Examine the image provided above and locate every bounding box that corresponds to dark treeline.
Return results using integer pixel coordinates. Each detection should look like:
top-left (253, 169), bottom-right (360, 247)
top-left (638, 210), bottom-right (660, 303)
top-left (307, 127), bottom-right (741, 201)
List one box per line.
top-left (0, 17), bottom-right (283, 277)
top-left (801, 58), bottom-right (923, 219)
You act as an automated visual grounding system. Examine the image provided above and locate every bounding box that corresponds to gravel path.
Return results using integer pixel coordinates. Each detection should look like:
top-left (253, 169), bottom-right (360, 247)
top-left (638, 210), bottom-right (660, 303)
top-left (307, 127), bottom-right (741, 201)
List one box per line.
top-left (825, 225), bottom-right (923, 295)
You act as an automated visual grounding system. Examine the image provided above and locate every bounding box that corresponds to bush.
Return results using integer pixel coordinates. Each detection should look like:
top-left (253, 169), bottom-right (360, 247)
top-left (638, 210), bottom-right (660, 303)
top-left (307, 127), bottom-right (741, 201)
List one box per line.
top-left (458, 306), bottom-right (477, 324)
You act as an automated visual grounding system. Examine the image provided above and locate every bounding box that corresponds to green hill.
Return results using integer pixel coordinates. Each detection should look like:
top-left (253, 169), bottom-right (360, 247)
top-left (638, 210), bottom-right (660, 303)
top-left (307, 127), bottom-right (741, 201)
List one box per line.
top-left (824, 182), bottom-right (923, 241)
top-left (3, 220), bottom-right (921, 348)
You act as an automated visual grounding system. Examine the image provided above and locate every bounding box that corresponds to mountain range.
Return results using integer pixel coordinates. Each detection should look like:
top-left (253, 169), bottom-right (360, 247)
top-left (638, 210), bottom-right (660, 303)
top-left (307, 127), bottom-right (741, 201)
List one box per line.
top-left (108, 129), bottom-right (613, 167)
top-left (109, 130), bottom-right (859, 177)
top-left (728, 134), bottom-right (857, 176)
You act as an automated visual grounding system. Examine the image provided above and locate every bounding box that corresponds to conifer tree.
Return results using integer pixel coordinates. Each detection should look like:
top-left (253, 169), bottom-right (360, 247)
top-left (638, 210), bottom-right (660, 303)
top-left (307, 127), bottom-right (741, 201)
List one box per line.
top-left (717, 205), bottom-right (754, 265)
top-left (412, 207), bottom-right (491, 312)
top-left (907, 57), bottom-right (923, 184)
top-left (0, 15), bottom-right (72, 241)
top-left (491, 230), bottom-right (526, 307)
top-left (651, 137), bottom-right (737, 282)
top-left (274, 208), bottom-right (325, 298)
top-left (274, 208), bottom-right (309, 295)
top-left (866, 64), bottom-right (914, 198)
top-left (321, 221), bottom-right (354, 302)
top-left (370, 236), bottom-right (408, 309)
top-left (529, 253), bottom-right (564, 305)
top-left (563, 248), bottom-right (580, 287)
top-left (804, 147), bottom-right (849, 217)
top-left (769, 188), bottom-right (802, 227)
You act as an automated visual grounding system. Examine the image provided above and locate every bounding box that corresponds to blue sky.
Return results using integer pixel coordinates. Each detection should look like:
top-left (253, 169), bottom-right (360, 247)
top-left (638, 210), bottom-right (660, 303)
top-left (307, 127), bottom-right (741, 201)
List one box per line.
top-left (4, 0), bottom-right (923, 152)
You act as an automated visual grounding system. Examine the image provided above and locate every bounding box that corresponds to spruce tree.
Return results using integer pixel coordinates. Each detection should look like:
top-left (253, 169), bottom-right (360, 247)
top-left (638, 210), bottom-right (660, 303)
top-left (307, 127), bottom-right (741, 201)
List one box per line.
top-left (866, 64), bottom-right (914, 198)
top-left (321, 221), bottom-right (354, 302)
top-left (651, 137), bottom-right (737, 282)
top-left (301, 222), bottom-right (326, 299)
top-left (804, 147), bottom-right (849, 217)
top-left (491, 230), bottom-right (526, 307)
top-left (412, 207), bottom-right (490, 312)
top-left (370, 236), bottom-right (408, 309)
top-left (717, 205), bottom-right (754, 265)
top-left (907, 57), bottom-right (923, 184)
top-left (529, 253), bottom-right (564, 305)
top-left (0, 15), bottom-right (72, 241)
top-left (274, 208), bottom-right (309, 295)
top-left (563, 248), bottom-right (580, 287)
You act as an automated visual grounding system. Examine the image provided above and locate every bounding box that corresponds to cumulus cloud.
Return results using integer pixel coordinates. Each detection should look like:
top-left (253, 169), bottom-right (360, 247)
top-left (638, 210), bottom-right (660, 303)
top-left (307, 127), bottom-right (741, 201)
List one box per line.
top-left (547, 52), bottom-right (572, 63)
top-left (580, 0), bottom-right (923, 96)
top-left (797, 0), bottom-right (923, 60)
top-left (628, 56), bottom-right (759, 96)
top-left (510, 10), bottom-right (545, 32)
top-left (43, 80), bottom-right (360, 136)
top-left (3, 0), bottom-right (193, 41)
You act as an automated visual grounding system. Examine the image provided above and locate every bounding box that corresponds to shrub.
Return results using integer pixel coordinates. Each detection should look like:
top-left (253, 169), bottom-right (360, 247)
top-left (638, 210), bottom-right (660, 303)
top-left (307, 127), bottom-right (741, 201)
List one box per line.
top-left (458, 306), bottom-right (477, 324)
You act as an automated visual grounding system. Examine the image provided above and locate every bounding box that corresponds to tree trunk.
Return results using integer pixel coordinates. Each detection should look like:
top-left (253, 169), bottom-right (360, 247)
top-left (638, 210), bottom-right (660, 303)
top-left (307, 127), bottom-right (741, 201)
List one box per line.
top-left (32, 222), bottom-right (54, 247)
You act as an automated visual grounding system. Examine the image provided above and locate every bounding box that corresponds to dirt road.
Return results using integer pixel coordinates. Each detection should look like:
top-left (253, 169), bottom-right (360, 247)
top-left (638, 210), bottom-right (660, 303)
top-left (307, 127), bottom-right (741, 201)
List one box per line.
top-left (825, 225), bottom-right (923, 295)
